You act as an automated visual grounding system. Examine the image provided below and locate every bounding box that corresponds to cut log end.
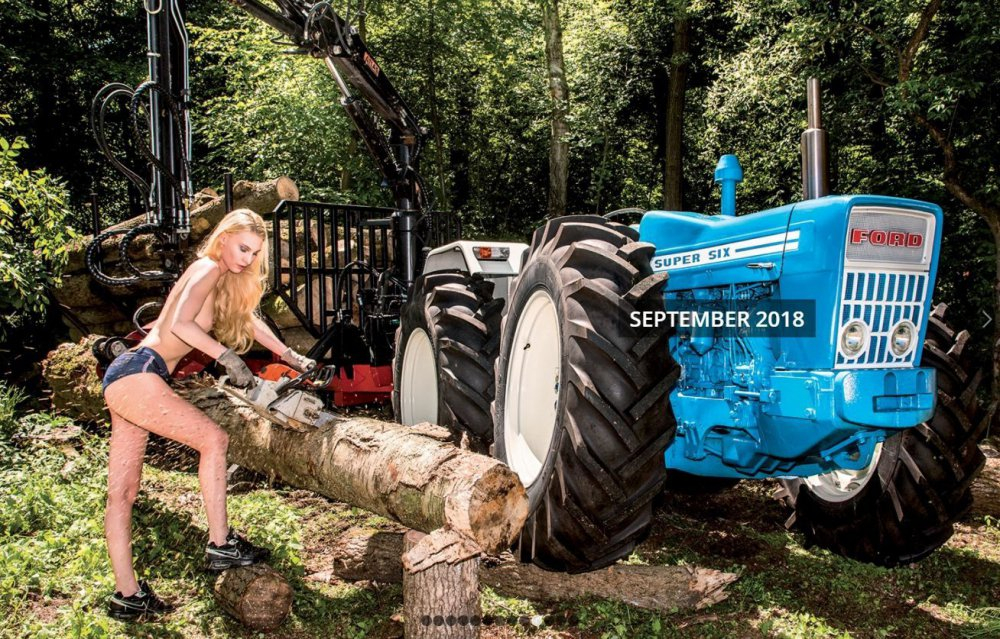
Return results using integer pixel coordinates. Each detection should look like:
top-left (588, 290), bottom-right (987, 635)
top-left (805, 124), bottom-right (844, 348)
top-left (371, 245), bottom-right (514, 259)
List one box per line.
top-left (274, 175), bottom-right (300, 201)
top-left (464, 463), bottom-right (529, 555)
top-left (212, 563), bottom-right (293, 632)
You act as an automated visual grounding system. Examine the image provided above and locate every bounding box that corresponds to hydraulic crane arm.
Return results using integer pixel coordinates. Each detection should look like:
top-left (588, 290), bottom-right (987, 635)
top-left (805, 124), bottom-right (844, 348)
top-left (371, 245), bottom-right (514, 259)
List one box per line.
top-left (230, 0), bottom-right (430, 211)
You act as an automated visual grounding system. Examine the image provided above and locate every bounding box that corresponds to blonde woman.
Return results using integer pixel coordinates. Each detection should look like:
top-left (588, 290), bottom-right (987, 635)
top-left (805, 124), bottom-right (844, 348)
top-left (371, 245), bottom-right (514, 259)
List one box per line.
top-left (100, 209), bottom-right (315, 621)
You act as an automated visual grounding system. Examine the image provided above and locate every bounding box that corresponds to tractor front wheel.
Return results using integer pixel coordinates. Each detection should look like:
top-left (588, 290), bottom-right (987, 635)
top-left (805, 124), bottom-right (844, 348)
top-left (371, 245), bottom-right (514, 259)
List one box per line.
top-left (776, 303), bottom-right (989, 566)
top-left (492, 215), bottom-right (676, 573)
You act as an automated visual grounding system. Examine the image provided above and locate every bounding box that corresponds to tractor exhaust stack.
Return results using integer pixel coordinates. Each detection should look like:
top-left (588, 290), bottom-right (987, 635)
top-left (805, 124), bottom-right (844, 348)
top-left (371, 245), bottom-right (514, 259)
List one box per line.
top-left (801, 77), bottom-right (829, 200)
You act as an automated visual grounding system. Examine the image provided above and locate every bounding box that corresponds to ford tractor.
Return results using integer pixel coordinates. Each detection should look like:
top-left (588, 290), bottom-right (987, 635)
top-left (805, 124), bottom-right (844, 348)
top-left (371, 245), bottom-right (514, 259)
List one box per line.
top-left (394, 79), bottom-right (988, 572)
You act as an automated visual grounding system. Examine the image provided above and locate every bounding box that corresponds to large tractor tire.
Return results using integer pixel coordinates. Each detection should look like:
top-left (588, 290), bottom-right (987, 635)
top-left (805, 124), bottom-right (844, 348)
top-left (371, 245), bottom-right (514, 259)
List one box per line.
top-left (492, 215), bottom-right (676, 573)
top-left (392, 270), bottom-right (503, 451)
top-left (776, 303), bottom-right (989, 566)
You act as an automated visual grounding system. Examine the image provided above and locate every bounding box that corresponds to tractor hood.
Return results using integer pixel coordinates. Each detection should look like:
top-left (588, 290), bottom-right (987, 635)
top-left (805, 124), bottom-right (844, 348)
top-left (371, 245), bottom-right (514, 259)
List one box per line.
top-left (639, 204), bottom-right (796, 291)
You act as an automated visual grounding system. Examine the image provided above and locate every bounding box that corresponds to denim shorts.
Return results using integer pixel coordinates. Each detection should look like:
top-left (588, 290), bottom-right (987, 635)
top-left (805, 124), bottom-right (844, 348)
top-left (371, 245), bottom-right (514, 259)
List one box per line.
top-left (102, 346), bottom-right (172, 394)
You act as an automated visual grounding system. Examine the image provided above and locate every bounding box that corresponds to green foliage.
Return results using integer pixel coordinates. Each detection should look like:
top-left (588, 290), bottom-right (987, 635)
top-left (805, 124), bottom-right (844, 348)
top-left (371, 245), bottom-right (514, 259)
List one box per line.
top-left (0, 115), bottom-right (77, 337)
top-left (0, 382), bottom-right (27, 444)
top-left (0, 1), bottom-right (146, 227)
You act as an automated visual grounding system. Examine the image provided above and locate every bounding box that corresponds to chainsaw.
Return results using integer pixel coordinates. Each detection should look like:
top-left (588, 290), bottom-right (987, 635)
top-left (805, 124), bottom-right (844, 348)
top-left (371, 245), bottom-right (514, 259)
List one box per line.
top-left (218, 364), bottom-right (341, 432)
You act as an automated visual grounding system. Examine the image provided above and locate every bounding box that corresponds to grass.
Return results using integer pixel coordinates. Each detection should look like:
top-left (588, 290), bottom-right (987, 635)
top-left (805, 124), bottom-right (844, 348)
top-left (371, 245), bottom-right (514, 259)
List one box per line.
top-left (1, 380), bottom-right (998, 638)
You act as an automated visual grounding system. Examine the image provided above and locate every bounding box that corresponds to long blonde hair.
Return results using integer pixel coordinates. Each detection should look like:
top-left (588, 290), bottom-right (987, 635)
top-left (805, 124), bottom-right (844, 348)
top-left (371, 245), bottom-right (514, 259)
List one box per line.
top-left (197, 209), bottom-right (269, 354)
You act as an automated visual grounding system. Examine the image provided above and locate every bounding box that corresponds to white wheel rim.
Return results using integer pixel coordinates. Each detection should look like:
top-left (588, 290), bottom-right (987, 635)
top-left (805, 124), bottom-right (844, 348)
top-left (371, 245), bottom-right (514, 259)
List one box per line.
top-left (400, 328), bottom-right (438, 425)
top-left (503, 288), bottom-right (561, 489)
top-left (803, 442), bottom-right (884, 502)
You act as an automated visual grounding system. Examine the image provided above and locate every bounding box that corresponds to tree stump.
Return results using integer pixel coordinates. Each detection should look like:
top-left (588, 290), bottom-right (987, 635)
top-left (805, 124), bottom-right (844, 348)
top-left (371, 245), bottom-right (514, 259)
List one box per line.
top-left (402, 529), bottom-right (481, 639)
top-left (212, 563), bottom-right (294, 632)
top-left (41, 336), bottom-right (107, 422)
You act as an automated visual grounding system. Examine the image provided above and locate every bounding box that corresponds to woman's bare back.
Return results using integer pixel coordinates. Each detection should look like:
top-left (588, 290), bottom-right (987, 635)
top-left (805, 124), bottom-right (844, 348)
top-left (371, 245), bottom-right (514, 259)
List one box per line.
top-left (138, 256), bottom-right (222, 373)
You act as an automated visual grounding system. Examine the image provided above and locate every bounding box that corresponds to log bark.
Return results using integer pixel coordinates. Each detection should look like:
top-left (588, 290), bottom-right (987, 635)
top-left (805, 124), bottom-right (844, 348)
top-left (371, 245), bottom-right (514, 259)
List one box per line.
top-left (41, 336), bottom-right (107, 422)
top-left (333, 528), bottom-right (410, 584)
top-left (212, 563), bottom-right (294, 632)
top-left (403, 529), bottom-right (481, 639)
top-left (331, 529), bottom-right (738, 613)
top-left (176, 379), bottom-right (527, 554)
top-left (972, 444), bottom-right (1000, 518)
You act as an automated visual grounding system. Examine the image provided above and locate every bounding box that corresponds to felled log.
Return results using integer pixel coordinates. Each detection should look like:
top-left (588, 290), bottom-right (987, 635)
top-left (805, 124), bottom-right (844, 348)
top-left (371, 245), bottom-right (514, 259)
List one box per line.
top-left (41, 336), bottom-right (107, 422)
top-left (189, 176), bottom-right (299, 239)
top-left (175, 379), bottom-right (527, 554)
top-left (41, 343), bottom-right (529, 550)
top-left (403, 529), bottom-right (481, 639)
top-left (212, 563), bottom-right (294, 632)
top-left (330, 529), bottom-right (738, 613)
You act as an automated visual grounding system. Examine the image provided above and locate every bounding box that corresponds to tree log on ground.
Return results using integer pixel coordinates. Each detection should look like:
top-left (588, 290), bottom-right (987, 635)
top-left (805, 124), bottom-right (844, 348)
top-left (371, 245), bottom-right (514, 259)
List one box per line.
top-left (41, 336), bottom-right (107, 422)
top-left (403, 529), bottom-right (481, 639)
top-left (212, 563), bottom-right (293, 632)
top-left (330, 529), bottom-right (738, 612)
top-left (173, 378), bottom-right (527, 554)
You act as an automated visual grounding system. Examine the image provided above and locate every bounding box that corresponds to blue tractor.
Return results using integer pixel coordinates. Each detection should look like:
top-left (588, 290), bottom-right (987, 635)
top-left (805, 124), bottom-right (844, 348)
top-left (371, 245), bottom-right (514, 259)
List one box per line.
top-left (393, 79), bottom-right (988, 572)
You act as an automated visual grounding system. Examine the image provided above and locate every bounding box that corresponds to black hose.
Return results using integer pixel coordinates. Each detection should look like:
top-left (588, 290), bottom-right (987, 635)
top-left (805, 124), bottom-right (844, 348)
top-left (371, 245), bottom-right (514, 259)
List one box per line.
top-left (85, 224), bottom-right (178, 287)
top-left (91, 83), bottom-right (152, 199)
top-left (129, 81), bottom-right (191, 208)
top-left (132, 301), bottom-right (163, 334)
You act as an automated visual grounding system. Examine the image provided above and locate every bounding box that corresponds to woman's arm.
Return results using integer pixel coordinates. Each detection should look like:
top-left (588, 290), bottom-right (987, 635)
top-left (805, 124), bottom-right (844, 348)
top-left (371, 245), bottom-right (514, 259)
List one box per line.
top-left (251, 315), bottom-right (287, 355)
top-left (252, 315), bottom-right (317, 372)
top-left (169, 259), bottom-right (228, 359)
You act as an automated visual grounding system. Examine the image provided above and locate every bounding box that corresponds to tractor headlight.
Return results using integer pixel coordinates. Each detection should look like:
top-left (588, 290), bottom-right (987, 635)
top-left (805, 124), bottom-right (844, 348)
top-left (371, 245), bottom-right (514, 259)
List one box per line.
top-left (890, 321), bottom-right (916, 357)
top-left (840, 321), bottom-right (868, 357)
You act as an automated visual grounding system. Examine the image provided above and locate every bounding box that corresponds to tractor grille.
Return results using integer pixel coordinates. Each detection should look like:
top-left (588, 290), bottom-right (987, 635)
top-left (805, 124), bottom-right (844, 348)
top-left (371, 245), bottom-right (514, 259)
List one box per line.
top-left (836, 269), bottom-right (929, 369)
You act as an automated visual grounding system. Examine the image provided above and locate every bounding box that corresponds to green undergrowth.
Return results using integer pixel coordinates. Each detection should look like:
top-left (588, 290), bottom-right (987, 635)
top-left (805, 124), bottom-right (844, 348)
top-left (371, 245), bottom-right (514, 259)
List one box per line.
top-left (1, 381), bottom-right (998, 638)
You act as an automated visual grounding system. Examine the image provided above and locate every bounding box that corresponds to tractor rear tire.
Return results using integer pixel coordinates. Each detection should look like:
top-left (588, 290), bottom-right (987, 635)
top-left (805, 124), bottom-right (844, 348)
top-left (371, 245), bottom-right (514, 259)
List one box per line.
top-left (776, 304), bottom-right (989, 566)
top-left (393, 271), bottom-right (503, 451)
top-left (492, 215), bottom-right (676, 573)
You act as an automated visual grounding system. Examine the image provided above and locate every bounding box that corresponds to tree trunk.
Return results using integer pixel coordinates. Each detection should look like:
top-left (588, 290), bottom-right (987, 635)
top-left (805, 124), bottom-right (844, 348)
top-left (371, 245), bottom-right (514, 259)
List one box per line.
top-left (663, 13), bottom-right (690, 211)
top-left (892, 0), bottom-right (1000, 430)
top-left (331, 529), bottom-right (739, 613)
top-left (212, 563), bottom-right (294, 632)
top-left (179, 379), bottom-right (528, 554)
top-left (403, 529), bottom-right (481, 639)
top-left (541, 0), bottom-right (569, 218)
top-left (427, 0), bottom-right (450, 210)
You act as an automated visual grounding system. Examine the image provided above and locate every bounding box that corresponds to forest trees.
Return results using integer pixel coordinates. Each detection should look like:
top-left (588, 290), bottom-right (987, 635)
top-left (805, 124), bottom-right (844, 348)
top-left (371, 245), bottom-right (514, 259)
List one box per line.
top-left (0, 0), bottom-right (997, 383)
top-left (541, 0), bottom-right (570, 218)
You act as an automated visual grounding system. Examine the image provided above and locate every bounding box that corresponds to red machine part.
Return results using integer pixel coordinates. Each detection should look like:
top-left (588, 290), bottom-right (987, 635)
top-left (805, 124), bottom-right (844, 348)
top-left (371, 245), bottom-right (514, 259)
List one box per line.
top-left (328, 365), bottom-right (393, 407)
top-left (260, 362), bottom-right (391, 407)
top-left (99, 330), bottom-right (391, 408)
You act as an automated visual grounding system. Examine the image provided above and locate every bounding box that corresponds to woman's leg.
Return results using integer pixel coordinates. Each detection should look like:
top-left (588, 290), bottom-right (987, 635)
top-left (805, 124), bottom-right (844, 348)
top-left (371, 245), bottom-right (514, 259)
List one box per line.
top-left (106, 409), bottom-right (148, 596)
top-left (105, 374), bottom-right (230, 546)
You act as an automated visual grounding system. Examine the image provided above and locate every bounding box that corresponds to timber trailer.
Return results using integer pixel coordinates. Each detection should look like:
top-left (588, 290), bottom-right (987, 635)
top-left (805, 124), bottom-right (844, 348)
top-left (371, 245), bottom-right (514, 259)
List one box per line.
top-left (86, 1), bottom-right (988, 574)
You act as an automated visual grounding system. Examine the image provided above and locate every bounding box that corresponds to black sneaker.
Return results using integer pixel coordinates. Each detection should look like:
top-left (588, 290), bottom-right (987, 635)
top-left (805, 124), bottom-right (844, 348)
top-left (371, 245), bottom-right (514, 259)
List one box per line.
top-left (205, 529), bottom-right (271, 572)
top-left (107, 580), bottom-right (174, 621)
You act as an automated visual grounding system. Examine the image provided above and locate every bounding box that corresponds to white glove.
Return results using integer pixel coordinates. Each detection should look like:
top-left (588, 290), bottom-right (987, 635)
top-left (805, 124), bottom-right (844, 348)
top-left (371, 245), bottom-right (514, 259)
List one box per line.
top-left (280, 347), bottom-right (317, 374)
